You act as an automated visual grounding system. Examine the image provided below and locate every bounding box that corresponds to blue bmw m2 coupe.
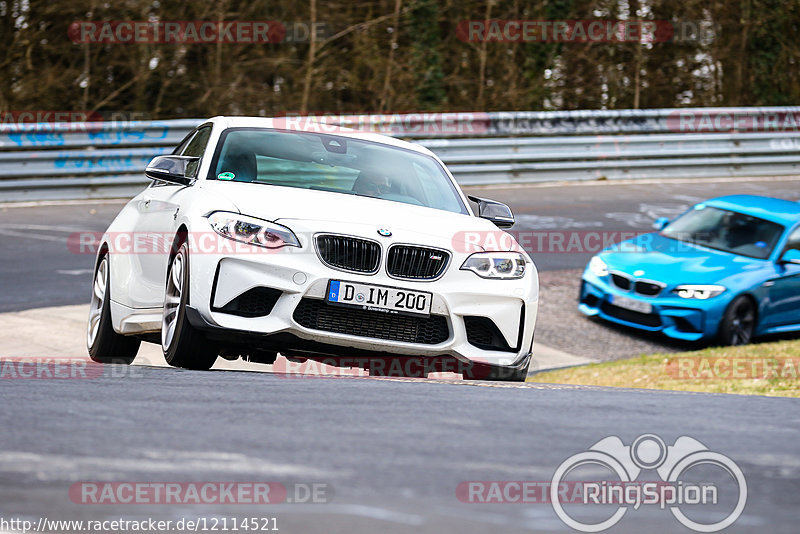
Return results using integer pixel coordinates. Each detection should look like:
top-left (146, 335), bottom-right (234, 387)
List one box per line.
top-left (579, 195), bottom-right (800, 345)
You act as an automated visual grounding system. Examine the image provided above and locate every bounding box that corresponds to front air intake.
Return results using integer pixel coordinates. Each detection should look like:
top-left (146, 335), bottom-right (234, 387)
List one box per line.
top-left (293, 298), bottom-right (450, 344)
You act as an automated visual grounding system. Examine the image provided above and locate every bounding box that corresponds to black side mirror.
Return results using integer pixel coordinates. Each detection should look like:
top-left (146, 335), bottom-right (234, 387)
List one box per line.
top-left (145, 155), bottom-right (200, 185)
top-left (468, 195), bottom-right (515, 228)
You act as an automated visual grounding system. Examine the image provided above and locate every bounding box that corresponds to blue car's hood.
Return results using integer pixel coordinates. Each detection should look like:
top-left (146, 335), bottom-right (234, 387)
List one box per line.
top-left (600, 233), bottom-right (768, 286)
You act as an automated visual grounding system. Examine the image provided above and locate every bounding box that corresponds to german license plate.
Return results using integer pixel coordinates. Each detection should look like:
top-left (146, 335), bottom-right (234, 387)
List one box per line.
top-left (611, 294), bottom-right (653, 314)
top-left (326, 280), bottom-right (432, 317)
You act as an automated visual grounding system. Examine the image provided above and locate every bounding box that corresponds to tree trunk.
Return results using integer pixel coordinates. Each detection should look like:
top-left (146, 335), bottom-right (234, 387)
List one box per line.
top-left (301, 0), bottom-right (318, 113)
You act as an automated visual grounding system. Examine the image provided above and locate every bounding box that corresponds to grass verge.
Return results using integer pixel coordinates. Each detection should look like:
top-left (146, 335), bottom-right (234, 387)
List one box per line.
top-left (529, 339), bottom-right (800, 397)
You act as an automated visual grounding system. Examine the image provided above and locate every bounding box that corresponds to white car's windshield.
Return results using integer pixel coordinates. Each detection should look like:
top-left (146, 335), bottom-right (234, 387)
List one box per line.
top-left (661, 205), bottom-right (784, 259)
top-left (208, 128), bottom-right (468, 214)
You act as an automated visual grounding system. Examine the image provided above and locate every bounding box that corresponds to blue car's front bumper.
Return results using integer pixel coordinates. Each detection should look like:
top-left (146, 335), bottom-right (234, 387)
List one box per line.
top-left (578, 271), bottom-right (729, 342)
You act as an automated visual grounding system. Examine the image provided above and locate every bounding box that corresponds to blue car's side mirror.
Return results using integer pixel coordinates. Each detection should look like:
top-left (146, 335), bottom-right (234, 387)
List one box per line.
top-left (779, 248), bottom-right (800, 265)
top-left (653, 217), bottom-right (670, 231)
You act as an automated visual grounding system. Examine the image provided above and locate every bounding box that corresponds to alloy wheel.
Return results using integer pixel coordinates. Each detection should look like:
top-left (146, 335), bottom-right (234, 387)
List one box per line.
top-left (87, 257), bottom-right (108, 347)
top-left (162, 251), bottom-right (184, 351)
top-left (729, 299), bottom-right (755, 345)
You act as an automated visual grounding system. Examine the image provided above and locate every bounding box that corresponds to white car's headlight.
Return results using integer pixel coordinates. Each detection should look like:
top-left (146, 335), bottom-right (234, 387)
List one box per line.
top-left (461, 252), bottom-right (526, 279)
top-left (588, 255), bottom-right (609, 277)
top-left (672, 285), bottom-right (726, 300)
top-left (207, 211), bottom-right (300, 248)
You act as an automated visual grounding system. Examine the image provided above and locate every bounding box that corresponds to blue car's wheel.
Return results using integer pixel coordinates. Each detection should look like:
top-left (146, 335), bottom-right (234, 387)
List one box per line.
top-left (718, 296), bottom-right (756, 346)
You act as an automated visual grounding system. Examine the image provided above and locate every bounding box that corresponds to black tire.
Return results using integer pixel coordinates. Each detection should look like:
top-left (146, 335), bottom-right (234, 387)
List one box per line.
top-left (87, 255), bottom-right (140, 364)
top-left (162, 241), bottom-right (218, 370)
top-left (718, 295), bottom-right (756, 346)
top-left (463, 353), bottom-right (532, 382)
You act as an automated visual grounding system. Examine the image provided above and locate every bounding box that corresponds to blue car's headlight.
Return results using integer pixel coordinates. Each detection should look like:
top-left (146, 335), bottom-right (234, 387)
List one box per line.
top-left (461, 252), bottom-right (526, 279)
top-left (588, 255), bottom-right (609, 277)
top-left (672, 285), bottom-right (726, 300)
top-left (207, 211), bottom-right (300, 248)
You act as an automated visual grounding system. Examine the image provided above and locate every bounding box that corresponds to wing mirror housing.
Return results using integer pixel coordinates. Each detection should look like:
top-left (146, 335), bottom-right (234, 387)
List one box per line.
top-left (468, 195), bottom-right (515, 229)
top-left (145, 155), bottom-right (199, 185)
top-left (779, 248), bottom-right (800, 265)
top-left (653, 217), bottom-right (670, 231)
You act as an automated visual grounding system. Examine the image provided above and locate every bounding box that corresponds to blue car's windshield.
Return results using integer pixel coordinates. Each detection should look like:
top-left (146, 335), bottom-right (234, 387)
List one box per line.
top-left (208, 128), bottom-right (467, 215)
top-left (661, 205), bottom-right (784, 259)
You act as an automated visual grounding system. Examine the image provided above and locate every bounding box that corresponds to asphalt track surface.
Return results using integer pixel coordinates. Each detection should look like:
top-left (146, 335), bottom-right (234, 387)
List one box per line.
top-left (1, 178), bottom-right (800, 532)
top-left (1, 366), bottom-right (799, 533)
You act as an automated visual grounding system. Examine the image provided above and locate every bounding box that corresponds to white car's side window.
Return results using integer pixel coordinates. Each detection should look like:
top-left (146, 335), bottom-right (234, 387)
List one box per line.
top-left (181, 126), bottom-right (213, 178)
top-left (172, 131), bottom-right (197, 156)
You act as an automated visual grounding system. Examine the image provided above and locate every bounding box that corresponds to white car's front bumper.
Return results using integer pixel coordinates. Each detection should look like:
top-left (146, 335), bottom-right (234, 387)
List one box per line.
top-left (186, 233), bottom-right (538, 369)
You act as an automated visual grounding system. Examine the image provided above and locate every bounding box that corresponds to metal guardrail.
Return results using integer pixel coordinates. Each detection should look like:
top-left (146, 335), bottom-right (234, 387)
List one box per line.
top-left (419, 131), bottom-right (800, 185)
top-left (0, 119), bottom-right (200, 201)
top-left (1, 109), bottom-right (799, 201)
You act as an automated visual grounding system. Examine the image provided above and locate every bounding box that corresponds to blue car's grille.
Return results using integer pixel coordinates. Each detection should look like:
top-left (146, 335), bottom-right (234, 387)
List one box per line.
top-left (611, 273), bottom-right (632, 290)
top-left (634, 280), bottom-right (663, 296)
top-left (610, 272), bottom-right (664, 297)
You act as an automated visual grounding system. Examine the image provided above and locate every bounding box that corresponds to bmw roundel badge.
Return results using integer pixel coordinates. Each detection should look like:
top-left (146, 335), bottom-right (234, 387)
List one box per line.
top-left (377, 228), bottom-right (392, 237)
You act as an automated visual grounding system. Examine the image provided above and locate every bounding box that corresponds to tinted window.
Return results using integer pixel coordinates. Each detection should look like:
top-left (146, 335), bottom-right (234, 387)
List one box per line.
top-left (209, 128), bottom-right (467, 214)
top-left (661, 205), bottom-right (784, 259)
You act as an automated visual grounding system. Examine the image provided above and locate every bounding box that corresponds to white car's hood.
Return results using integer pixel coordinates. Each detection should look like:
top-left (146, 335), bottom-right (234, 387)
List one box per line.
top-left (201, 181), bottom-right (505, 250)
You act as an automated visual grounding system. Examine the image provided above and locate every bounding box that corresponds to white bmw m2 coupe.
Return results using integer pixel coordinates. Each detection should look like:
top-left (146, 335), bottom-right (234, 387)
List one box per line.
top-left (87, 117), bottom-right (538, 380)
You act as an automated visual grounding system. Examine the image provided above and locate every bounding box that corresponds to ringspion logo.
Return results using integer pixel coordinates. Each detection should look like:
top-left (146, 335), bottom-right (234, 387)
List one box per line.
top-left (550, 434), bottom-right (746, 532)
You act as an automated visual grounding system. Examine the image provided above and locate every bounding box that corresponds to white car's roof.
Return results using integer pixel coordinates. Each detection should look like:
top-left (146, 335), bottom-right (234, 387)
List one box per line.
top-left (205, 115), bottom-right (436, 157)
